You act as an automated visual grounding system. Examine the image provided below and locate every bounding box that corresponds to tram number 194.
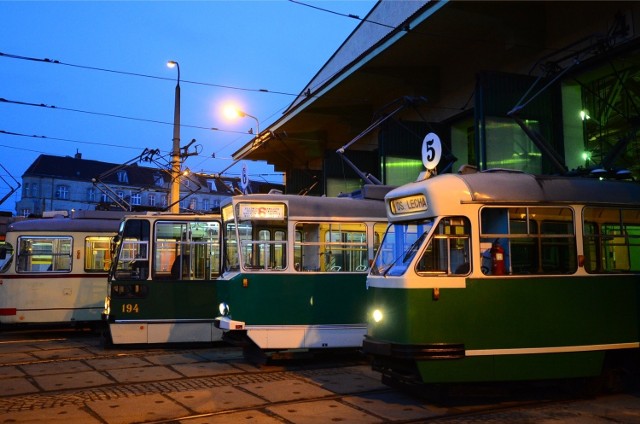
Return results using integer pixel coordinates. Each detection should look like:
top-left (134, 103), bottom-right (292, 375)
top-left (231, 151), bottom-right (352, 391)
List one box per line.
top-left (121, 304), bottom-right (139, 313)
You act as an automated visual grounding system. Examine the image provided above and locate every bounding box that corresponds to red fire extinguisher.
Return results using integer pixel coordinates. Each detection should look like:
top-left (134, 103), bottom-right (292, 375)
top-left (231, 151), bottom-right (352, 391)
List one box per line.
top-left (491, 240), bottom-right (505, 275)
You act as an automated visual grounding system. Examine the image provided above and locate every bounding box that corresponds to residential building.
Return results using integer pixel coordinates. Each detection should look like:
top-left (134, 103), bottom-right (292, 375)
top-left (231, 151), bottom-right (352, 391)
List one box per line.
top-left (16, 153), bottom-right (283, 217)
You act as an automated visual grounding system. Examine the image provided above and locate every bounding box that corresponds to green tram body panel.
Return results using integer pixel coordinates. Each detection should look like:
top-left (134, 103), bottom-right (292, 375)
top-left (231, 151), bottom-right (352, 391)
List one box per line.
top-left (417, 351), bottom-right (605, 383)
top-left (109, 280), bottom-right (218, 321)
top-left (219, 272), bottom-right (367, 326)
top-left (367, 275), bottom-right (639, 383)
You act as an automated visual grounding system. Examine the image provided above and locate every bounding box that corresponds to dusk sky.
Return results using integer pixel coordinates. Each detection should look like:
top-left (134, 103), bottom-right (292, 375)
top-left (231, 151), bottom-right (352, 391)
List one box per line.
top-left (0, 0), bottom-right (376, 210)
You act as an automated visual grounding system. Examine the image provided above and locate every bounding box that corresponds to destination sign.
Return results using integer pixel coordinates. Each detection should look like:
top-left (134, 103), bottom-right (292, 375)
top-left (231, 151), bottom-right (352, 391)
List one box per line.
top-left (238, 203), bottom-right (286, 220)
top-left (390, 194), bottom-right (428, 215)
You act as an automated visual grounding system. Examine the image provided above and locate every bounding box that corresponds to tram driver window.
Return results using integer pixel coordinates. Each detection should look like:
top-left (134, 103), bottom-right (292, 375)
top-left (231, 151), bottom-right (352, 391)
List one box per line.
top-left (416, 217), bottom-right (471, 276)
top-left (113, 219), bottom-right (150, 281)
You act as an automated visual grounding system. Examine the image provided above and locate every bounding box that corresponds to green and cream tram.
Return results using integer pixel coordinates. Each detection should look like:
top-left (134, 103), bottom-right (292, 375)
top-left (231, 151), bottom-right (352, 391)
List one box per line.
top-left (364, 170), bottom-right (640, 387)
top-left (215, 193), bottom-right (388, 361)
top-left (103, 212), bottom-right (222, 344)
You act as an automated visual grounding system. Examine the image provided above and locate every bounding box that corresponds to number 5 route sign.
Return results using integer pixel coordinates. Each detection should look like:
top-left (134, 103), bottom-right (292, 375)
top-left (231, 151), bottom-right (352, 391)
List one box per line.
top-left (241, 163), bottom-right (249, 192)
top-left (421, 132), bottom-right (442, 170)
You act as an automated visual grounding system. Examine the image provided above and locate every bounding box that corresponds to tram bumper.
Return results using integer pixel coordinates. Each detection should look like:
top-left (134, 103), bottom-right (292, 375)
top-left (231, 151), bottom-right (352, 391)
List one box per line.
top-left (364, 337), bottom-right (466, 386)
top-left (214, 316), bottom-right (245, 330)
top-left (363, 337), bottom-right (465, 360)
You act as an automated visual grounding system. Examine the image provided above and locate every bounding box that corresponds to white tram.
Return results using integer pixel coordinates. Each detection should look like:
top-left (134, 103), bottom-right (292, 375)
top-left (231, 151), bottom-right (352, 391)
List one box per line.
top-left (0, 210), bottom-right (126, 326)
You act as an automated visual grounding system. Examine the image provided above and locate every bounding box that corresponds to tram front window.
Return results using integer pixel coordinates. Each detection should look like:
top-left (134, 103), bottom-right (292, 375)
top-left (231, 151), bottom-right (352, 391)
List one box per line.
top-left (371, 220), bottom-right (434, 276)
top-left (0, 242), bottom-right (13, 273)
top-left (111, 219), bottom-right (150, 281)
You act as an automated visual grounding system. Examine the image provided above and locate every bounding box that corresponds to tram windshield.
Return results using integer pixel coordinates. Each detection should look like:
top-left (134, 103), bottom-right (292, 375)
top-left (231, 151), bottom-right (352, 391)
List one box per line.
top-left (227, 202), bottom-right (287, 272)
top-left (372, 219), bottom-right (434, 276)
top-left (0, 241), bottom-right (13, 272)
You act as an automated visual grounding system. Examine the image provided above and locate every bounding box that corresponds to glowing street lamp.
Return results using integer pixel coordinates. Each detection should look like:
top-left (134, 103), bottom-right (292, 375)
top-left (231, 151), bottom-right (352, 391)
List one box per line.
top-left (167, 60), bottom-right (181, 213)
top-left (223, 105), bottom-right (259, 135)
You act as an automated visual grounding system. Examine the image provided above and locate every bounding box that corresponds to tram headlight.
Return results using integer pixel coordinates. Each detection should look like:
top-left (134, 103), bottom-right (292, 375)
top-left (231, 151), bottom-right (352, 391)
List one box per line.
top-left (372, 309), bottom-right (383, 323)
top-left (218, 302), bottom-right (230, 316)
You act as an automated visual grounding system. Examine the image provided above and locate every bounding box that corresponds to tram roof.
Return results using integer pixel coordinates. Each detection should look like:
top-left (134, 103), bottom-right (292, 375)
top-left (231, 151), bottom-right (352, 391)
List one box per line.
top-left (387, 171), bottom-right (640, 206)
top-left (227, 194), bottom-right (388, 219)
top-left (7, 210), bottom-right (128, 233)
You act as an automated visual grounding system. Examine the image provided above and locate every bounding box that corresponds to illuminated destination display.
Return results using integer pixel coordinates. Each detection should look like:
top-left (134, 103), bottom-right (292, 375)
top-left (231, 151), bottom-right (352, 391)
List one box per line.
top-left (390, 194), bottom-right (428, 215)
top-left (238, 203), bottom-right (286, 220)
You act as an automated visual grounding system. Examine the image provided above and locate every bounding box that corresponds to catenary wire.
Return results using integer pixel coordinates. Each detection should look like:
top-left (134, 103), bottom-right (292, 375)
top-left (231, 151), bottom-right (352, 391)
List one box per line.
top-left (0, 97), bottom-right (253, 135)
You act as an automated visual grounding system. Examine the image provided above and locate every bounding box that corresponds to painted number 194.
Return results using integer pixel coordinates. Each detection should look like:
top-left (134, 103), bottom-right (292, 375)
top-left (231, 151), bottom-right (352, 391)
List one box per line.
top-left (122, 304), bottom-right (139, 313)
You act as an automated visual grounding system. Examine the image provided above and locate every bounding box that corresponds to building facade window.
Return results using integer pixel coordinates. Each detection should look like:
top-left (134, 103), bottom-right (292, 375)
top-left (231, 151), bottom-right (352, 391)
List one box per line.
top-left (202, 198), bottom-right (210, 210)
top-left (131, 192), bottom-right (141, 206)
top-left (148, 193), bottom-right (156, 207)
top-left (87, 188), bottom-right (96, 202)
top-left (189, 197), bottom-right (197, 210)
top-left (30, 182), bottom-right (39, 197)
top-left (117, 170), bottom-right (128, 183)
top-left (55, 185), bottom-right (69, 200)
top-left (101, 192), bottom-right (109, 203)
top-left (154, 173), bottom-right (164, 187)
top-left (23, 183), bottom-right (29, 197)
top-left (117, 191), bottom-right (124, 200)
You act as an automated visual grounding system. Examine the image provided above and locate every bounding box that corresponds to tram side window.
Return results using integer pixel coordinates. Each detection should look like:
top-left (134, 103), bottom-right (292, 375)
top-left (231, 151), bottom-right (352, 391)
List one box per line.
top-left (416, 217), bottom-right (471, 275)
top-left (17, 237), bottom-right (72, 273)
top-left (480, 207), bottom-right (576, 275)
top-left (85, 236), bottom-right (113, 272)
top-left (154, 221), bottom-right (221, 280)
top-left (296, 223), bottom-right (320, 271)
top-left (584, 207), bottom-right (640, 273)
top-left (294, 222), bottom-right (368, 272)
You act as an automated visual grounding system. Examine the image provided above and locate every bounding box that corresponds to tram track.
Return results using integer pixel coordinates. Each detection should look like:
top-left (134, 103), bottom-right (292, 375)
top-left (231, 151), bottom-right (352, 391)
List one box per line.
top-left (1, 329), bottom-right (639, 423)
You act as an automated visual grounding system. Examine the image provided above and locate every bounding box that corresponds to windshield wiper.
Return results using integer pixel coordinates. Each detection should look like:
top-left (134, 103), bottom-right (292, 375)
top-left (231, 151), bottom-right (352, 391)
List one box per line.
top-left (382, 230), bottom-right (428, 277)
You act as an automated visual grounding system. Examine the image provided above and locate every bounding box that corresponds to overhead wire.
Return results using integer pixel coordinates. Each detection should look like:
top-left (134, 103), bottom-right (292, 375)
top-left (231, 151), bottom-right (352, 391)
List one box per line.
top-left (0, 52), bottom-right (299, 98)
top-left (0, 130), bottom-right (142, 151)
top-left (288, 0), bottom-right (395, 29)
top-left (0, 97), bottom-right (252, 135)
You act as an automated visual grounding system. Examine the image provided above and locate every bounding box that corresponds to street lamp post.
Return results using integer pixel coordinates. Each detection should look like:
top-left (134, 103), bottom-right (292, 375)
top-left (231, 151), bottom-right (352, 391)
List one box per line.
top-left (167, 60), bottom-right (181, 213)
top-left (239, 110), bottom-right (259, 136)
top-left (223, 106), bottom-right (259, 136)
